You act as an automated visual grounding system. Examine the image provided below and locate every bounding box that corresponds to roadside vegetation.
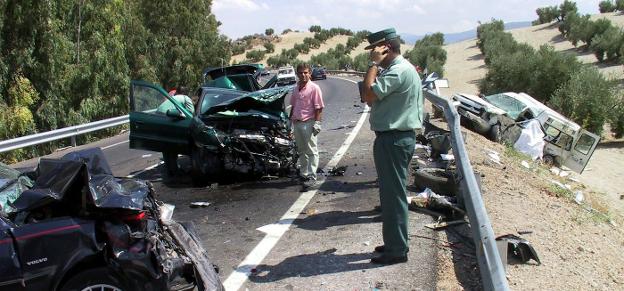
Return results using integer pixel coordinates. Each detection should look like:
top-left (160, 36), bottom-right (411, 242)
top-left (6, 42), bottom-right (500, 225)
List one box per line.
top-left (477, 15), bottom-right (623, 137)
top-left (0, 1), bottom-right (230, 163)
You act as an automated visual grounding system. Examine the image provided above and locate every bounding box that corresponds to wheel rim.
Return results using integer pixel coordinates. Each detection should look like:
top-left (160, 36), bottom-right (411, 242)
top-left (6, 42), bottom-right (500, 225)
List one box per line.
top-left (80, 284), bottom-right (122, 291)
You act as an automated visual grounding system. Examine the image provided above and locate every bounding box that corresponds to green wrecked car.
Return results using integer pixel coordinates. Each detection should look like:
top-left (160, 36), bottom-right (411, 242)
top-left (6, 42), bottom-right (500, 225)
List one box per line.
top-left (129, 65), bottom-right (296, 185)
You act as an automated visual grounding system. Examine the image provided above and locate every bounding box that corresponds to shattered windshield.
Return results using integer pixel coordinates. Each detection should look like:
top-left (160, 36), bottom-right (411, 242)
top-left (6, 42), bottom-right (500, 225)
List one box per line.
top-left (484, 93), bottom-right (528, 119)
top-left (199, 90), bottom-right (244, 114)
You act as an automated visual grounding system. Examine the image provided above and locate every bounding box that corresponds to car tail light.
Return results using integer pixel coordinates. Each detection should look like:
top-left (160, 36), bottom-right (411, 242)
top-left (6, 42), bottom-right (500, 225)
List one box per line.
top-left (122, 211), bottom-right (146, 222)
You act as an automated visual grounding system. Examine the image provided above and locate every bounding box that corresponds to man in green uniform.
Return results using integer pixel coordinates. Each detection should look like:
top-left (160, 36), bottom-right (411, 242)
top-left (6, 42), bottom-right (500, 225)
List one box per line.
top-left (360, 28), bottom-right (424, 265)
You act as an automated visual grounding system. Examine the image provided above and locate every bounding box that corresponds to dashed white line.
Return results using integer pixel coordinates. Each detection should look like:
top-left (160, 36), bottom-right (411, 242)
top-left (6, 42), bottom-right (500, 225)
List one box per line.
top-left (223, 77), bottom-right (368, 291)
top-left (126, 161), bottom-right (163, 178)
top-left (101, 140), bottom-right (129, 150)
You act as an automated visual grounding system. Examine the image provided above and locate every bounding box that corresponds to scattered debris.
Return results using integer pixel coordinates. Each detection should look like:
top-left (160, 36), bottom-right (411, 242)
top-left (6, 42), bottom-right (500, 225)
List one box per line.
top-left (496, 234), bottom-right (541, 265)
top-left (551, 180), bottom-right (572, 190)
top-left (517, 230), bottom-right (533, 235)
top-left (425, 219), bottom-right (466, 230)
top-left (363, 241), bottom-right (370, 246)
top-left (550, 167), bottom-right (570, 177)
top-left (408, 188), bottom-right (465, 217)
top-left (141, 154), bottom-right (152, 158)
top-left (484, 149), bottom-right (502, 165)
top-left (574, 191), bottom-right (584, 204)
top-left (190, 201), bottom-right (211, 208)
top-left (306, 208), bottom-right (318, 216)
top-left (356, 171), bottom-right (363, 175)
top-left (440, 154), bottom-right (454, 161)
top-left (620, 194), bottom-right (623, 200)
top-left (521, 160), bottom-right (531, 169)
top-left (328, 166), bottom-right (347, 176)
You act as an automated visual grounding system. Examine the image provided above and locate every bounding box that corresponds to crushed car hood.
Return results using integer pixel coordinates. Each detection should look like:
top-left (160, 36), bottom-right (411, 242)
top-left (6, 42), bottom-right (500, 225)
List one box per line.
top-left (202, 87), bottom-right (291, 117)
top-left (9, 148), bottom-right (149, 214)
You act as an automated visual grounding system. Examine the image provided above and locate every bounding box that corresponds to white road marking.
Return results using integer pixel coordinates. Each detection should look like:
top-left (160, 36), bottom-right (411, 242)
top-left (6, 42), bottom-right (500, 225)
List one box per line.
top-left (126, 161), bottom-right (163, 178)
top-left (223, 77), bottom-right (368, 291)
top-left (101, 140), bottom-right (129, 150)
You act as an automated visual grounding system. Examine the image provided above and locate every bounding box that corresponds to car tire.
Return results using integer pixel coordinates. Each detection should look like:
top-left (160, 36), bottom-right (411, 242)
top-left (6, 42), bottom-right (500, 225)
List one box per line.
top-left (191, 147), bottom-right (222, 186)
top-left (489, 124), bottom-right (502, 143)
top-left (413, 168), bottom-right (457, 196)
top-left (60, 267), bottom-right (130, 291)
top-left (543, 154), bottom-right (555, 166)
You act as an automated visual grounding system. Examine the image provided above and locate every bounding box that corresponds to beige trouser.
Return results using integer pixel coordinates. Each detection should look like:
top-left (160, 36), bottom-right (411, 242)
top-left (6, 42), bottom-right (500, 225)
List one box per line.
top-left (292, 119), bottom-right (319, 180)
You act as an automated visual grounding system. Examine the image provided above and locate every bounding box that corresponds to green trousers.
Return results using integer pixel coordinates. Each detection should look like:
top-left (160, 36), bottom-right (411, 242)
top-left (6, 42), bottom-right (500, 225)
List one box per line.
top-left (373, 130), bottom-right (415, 257)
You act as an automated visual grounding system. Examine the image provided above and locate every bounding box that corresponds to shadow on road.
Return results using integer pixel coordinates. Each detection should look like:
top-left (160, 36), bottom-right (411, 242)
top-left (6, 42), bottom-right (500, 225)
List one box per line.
top-left (246, 248), bottom-right (376, 283)
top-left (294, 210), bottom-right (381, 231)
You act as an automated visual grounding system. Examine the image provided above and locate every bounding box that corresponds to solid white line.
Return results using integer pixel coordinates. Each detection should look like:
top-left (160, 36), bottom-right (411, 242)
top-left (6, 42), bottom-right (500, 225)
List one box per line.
top-left (126, 161), bottom-right (163, 178)
top-left (223, 77), bottom-right (368, 291)
top-left (101, 140), bottom-right (129, 150)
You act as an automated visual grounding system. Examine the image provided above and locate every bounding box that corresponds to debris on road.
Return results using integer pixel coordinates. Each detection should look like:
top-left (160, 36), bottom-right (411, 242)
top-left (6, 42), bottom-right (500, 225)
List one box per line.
top-left (484, 149), bottom-right (502, 165)
top-left (190, 201), bottom-right (211, 208)
top-left (574, 191), bottom-right (584, 204)
top-left (328, 166), bottom-right (347, 176)
top-left (305, 208), bottom-right (318, 216)
top-left (425, 219), bottom-right (466, 230)
top-left (521, 160), bottom-right (531, 169)
top-left (496, 234), bottom-right (541, 265)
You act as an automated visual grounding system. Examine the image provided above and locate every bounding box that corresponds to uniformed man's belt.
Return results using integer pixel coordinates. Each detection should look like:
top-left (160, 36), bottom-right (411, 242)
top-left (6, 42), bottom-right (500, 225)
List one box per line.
top-left (374, 129), bottom-right (422, 135)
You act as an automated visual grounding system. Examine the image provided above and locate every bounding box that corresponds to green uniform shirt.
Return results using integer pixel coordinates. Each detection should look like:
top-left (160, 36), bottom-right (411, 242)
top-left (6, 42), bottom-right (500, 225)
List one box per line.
top-left (370, 55), bottom-right (423, 132)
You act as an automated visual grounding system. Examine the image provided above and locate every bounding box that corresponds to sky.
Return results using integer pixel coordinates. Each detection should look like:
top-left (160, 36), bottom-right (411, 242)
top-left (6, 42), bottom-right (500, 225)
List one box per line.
top-left (212, 0), bottom-right (602, 39)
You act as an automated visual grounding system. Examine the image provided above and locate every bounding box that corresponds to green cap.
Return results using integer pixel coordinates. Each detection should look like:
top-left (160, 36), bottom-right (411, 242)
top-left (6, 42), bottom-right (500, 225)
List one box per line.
top-left (365, 28), bottom-right (398, 50)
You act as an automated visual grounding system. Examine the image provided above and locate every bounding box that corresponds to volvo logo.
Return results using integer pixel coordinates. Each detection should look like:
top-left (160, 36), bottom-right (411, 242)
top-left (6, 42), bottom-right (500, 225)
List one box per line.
top-left (26, 258), bottom-right (47, 266)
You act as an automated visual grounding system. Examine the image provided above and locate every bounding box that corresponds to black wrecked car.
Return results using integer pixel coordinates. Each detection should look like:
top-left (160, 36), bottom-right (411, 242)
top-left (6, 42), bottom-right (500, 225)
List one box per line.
top-left (129, 68), bottom-right (296, 185)
top-left (0, 148), bottom-right (223, 291)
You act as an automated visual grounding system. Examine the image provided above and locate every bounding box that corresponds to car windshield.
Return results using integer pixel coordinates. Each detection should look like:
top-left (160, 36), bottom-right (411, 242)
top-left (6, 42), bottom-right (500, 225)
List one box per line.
top-left (484, 93), bottom-right (528, 119)
top-left (278, 70), bottom-right (287, 75)
top-left (199, 90), bottom-right (244, 114)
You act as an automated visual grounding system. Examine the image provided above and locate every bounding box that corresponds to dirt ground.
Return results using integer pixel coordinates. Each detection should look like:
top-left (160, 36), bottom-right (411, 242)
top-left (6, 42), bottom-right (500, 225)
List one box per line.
top-left (434, 13), bottom-right (624, 291)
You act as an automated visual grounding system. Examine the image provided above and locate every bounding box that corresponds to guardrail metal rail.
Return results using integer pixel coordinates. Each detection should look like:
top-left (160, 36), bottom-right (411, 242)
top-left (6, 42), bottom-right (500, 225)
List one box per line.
top-left (0, 115), bottom-right (129, 153)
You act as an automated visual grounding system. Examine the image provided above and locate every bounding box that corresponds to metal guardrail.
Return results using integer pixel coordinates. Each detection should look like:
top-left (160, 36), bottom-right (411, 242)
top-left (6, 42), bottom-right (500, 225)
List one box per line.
top-left (423, 89), bottom-right (509, 291)
top-left (327, 69), bottom-right (365, 77)
top-left (0, 115), bottom-right (129, 153)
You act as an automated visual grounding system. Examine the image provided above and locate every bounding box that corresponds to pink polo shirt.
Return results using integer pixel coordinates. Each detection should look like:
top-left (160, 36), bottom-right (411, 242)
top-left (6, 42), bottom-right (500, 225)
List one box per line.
top-left (290, 81), bottom-right (324, 121)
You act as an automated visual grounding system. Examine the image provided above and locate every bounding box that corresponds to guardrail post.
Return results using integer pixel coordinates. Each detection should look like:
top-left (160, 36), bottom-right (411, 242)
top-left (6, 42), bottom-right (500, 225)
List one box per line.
top-left (71, 136), bottom-right (77, 147)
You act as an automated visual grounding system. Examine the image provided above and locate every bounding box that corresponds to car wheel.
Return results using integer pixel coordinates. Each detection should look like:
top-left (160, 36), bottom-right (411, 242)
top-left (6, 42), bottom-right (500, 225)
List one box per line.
top-left (489, 124), bottom-right (502, 142)
top-left (543, 154), bottom-right (555, 166)
top-left (60, 267), bottom-right (130, 291)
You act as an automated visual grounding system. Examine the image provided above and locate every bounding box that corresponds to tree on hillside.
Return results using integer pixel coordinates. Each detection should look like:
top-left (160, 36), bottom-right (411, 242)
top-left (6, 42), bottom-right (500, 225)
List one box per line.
top-left (535, 6), bottom-right (560, 24)
top-left (599, 1), bottom-right (616, 13)
top-left (309, 25), bottom-right (321, 33)
top-left (264, 42), bottom-right (274, 53)
top-left (404, 33), bottom-right (446, 76)
top-left (559, 0), bottom-right (578, 22)
top-left (265, 28), bottom-right (274, 36)
top-left (617, 0), bottom-right (624, 10)
top-left (550, 66), bottom-right (617, 134)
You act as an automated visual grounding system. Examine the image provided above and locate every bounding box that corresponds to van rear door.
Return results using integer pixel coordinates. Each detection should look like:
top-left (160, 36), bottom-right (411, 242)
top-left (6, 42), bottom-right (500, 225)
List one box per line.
top-left (562, 130), bottom-right (600, 174)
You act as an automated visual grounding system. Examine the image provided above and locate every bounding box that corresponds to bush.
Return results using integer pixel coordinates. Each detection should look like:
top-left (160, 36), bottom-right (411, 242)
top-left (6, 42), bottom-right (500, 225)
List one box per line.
top-left (617, 0), bottom-right (624, 10)
top-left (282, 29), bottom-right (292, 35)
top-left (294, 43), bottom-right (310, 54)
top-left (550, 66), bottom-right (617, 134)
top-left (265, 28), bottom-right (274, 36)
top-left (264, 42), bottom-right (274, 53)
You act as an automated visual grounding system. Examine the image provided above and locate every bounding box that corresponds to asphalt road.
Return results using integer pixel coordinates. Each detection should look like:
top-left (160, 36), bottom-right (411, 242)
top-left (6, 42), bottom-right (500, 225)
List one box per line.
top-left (13, 77), bottom-right (439, 290)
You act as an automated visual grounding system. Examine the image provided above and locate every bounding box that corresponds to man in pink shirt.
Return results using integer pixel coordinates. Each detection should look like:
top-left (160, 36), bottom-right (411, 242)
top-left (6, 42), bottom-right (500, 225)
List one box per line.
top-left (289, 63), bottom-right (325, 189)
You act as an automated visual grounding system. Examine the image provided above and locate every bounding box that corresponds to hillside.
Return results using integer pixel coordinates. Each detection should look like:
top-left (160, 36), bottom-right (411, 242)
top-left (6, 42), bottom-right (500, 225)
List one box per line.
top-left (230, 30), bottom-right (414, 67)
top-left (436, 12), bottom-right (624, 290)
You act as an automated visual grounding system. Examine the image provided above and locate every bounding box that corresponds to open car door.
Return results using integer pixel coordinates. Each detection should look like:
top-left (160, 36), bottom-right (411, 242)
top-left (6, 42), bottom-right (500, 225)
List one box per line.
top-left (561, 130), bottom-right (600, 174)
top-left (128, 80), bottom-right (193, 155)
